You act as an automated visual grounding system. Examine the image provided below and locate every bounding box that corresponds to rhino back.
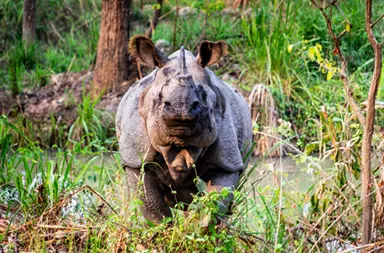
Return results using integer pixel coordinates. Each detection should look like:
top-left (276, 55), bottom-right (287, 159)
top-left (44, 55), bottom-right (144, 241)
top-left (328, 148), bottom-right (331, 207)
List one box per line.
top-left (116, 70), bottom-right (158, 168)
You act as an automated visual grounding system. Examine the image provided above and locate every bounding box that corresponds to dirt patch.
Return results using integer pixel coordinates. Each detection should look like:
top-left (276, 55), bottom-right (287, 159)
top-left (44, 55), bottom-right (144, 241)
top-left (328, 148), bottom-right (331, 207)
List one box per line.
top-left (1, 70), bottom-right (136, 124)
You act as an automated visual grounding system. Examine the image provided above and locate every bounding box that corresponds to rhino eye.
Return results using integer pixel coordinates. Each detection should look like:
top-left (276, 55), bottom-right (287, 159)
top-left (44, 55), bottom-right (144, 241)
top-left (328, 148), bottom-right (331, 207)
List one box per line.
top-left (164, 101), bottom-right (171, 106)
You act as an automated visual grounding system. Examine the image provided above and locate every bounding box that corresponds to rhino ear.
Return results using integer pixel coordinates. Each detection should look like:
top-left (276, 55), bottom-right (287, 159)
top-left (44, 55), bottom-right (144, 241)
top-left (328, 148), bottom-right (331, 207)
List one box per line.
top-left (196, 40), bottom-right (227, 67)
top-left (129, 35), bottom-right (169, 68)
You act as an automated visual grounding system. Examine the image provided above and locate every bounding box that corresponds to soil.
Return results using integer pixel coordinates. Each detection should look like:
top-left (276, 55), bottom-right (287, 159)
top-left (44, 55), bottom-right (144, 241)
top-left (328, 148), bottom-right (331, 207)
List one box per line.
top-left (0, 70), bottom-right (137, 129)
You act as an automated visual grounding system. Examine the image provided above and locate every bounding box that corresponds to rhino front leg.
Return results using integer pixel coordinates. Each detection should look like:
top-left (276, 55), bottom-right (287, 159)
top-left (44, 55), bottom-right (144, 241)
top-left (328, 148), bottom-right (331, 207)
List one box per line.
top-left (125, 167), bottom-right (172, 222)
top-left (206, 171), bottom-right (240, 216)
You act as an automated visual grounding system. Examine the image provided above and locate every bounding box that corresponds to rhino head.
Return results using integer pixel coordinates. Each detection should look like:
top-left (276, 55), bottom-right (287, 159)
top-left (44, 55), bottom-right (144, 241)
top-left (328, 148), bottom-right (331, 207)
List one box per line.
top-left (129, 36), bottom-right (227, 183)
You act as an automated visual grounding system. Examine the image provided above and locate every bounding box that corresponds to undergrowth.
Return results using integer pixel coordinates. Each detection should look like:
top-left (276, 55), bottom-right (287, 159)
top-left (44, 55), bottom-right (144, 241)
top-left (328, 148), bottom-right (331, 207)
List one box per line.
top-left (2, 114), bottom-right (382, 252)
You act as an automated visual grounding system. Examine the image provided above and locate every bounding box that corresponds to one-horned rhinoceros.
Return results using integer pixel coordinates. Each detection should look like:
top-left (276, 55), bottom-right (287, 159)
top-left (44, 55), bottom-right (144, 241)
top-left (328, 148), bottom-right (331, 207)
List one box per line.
top-left (116, 35), bottom-right (253, 222)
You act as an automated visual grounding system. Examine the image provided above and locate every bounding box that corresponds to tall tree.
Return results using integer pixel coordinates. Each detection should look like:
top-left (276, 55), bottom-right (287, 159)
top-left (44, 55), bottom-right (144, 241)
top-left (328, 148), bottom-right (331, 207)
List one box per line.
top-left (22, 0), bottom-right (36, 43)
top-left (92, 0), bottom-right (132, 97)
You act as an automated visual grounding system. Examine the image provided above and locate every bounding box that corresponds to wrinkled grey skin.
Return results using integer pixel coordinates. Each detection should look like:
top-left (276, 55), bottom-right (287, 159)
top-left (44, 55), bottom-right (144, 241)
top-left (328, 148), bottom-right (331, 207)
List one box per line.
top-left (116, 45), bottom-right (252, 222)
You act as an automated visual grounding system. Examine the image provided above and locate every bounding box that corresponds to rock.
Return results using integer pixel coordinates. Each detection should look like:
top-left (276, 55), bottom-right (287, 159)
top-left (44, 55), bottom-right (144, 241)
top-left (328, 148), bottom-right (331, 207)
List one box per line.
top-left (222, 73), bottom-right (231, 82)
top-left (242, 7), bottom-right (253, 18)
top-left (155, 39), bottom-right (171, 55)
top-left (178, 7), bottom-right (197, 18)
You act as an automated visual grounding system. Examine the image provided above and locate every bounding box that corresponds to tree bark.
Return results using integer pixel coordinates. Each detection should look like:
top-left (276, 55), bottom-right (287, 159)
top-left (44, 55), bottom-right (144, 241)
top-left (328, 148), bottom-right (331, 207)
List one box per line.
top-left (92, 0), bottom-right (132, 97)
top-left (361, 0), bottom-right (383, 244)
top-left (22, 0), bottom-right (36, 43)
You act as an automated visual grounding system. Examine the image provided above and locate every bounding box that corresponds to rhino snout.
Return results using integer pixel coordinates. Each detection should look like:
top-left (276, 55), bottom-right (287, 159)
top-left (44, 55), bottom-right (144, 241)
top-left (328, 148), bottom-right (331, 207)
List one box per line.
top-left (169, 166), bottom-right (190, 182)
top-left (162, 101), bottom-right (201, 126)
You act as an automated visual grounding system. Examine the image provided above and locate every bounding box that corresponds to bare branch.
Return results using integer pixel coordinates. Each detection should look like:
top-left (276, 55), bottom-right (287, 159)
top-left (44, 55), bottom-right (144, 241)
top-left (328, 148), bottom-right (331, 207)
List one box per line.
top-left (310, 0), bottom-right (366, 125)
top-left (339, 75), bottom-right (366, 126)
top-left (337, 30), bottom-right (347, 40)
top-left (334, 2), bottom-right (351, 25)
top-left (324, 0), bottom-right (338, 10)
top-left (145, 0), bottom-right (163, 38)
top-left (310, 0), bottom-right (320, 9)
top-left (371, 13), bottom-right (384, 28)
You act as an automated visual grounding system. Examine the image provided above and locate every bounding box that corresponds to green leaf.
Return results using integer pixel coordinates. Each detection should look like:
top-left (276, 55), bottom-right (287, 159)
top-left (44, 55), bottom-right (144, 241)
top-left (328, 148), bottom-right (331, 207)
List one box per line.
top-left (71, 156), bottom-right (98, 187)
top-left (304, 142), bottom-right (318, 155)
top-left (345, 23), bottom-right (351, 32)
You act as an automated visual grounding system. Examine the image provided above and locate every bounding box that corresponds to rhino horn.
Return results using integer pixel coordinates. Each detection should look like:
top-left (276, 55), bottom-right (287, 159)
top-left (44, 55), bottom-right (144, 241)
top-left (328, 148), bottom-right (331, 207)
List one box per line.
top-left (178, 46), bottom-right (187, 74)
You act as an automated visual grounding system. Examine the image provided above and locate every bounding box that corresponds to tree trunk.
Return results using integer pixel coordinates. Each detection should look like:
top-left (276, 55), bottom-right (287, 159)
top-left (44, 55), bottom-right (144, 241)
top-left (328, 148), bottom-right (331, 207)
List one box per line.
top-left (22, 0), bottom-right (36, 43)
top-left (92, 0), bottom-right (132, 98)
top-left (361, 0), bottom-right (383, 244)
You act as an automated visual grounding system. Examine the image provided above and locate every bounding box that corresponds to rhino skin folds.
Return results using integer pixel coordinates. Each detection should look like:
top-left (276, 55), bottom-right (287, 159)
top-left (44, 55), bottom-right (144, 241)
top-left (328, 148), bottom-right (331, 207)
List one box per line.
top-left (116, 35), bottom-right (253, 222)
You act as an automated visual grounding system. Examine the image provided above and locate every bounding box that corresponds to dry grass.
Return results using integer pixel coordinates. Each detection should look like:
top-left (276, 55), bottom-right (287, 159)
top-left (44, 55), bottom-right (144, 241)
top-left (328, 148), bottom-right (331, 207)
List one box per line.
top-left (248, 84), bottom-right (291, 157)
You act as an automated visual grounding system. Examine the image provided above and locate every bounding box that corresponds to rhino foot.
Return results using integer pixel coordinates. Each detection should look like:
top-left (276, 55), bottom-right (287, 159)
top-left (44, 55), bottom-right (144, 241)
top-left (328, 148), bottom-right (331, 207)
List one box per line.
top-left (125, 167), bottom-right (172, 223)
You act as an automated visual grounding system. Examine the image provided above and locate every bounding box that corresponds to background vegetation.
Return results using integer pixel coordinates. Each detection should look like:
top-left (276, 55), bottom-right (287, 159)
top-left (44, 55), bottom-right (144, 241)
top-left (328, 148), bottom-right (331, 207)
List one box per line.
top-left (1, 0), bottom-right (384, 251)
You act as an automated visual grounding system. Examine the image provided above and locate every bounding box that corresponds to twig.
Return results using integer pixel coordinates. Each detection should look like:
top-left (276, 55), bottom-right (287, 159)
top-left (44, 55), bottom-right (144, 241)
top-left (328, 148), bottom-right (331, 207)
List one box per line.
top-left (159, 8), bottom-right (175, 21)
top-left (49, 21), bottom-right (65, 42)
top-left (371, 13), bottom-right (384, 28)
top-left (36, 224), bottom-right (88, 231)
top-left (365, 244), bottom-right (384, 253)
top-left (14, 185), bottom-right (118, 233)
top-left (324, 0), bottom-right (339, 10)
top-left (334, 2), bottom-right (351, 25)
top-left (75, 15), bottom-right (99, 30)
top-left (310, 0), bottom-right (366, 126)
top-left (309, 185), bottom-right (384, 252)
top-left (80, 185), bottom-right (118, 215)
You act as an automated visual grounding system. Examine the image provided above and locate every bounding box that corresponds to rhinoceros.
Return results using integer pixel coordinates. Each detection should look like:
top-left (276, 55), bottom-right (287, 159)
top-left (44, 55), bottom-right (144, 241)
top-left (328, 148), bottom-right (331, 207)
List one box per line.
top-left (116, 35), bottom-right (253, 222)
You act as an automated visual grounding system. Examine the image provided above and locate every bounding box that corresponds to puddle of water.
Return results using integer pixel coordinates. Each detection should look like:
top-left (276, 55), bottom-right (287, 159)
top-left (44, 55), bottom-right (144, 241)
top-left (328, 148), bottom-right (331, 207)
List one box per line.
top-left (81, 154), bottom-right (332, 193)
top-left (14, 151), bottom-right (382, 195)
top-left (246, 155), bottom-right (334, 193)
top-left (246, 152), bottom-right (382, 193)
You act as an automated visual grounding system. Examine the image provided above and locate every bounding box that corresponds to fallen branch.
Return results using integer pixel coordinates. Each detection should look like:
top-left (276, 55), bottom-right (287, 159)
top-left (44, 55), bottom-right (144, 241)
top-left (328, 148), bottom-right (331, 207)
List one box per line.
top-left (36, 224), bottom-right (88, 231)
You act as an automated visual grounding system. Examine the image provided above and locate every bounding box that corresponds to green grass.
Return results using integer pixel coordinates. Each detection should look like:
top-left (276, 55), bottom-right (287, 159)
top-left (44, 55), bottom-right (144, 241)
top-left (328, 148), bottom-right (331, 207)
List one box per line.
top-left (0, 115), bottom-right (369, 252)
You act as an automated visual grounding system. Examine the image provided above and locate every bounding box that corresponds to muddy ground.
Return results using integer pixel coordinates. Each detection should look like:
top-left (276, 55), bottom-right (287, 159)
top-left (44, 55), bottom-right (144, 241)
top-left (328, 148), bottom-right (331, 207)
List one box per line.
top-left (0, 70), bottom-right (134, 127)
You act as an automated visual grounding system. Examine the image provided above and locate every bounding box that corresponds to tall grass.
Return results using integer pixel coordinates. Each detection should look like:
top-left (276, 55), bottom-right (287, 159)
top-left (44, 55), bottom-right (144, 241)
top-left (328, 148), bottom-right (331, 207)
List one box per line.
top-left (1, 0), bottom-right (101, 93)
top-left (67, 87), bottom-right (115, 151)
top-left (241, 0), bottom-right (300, 85)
